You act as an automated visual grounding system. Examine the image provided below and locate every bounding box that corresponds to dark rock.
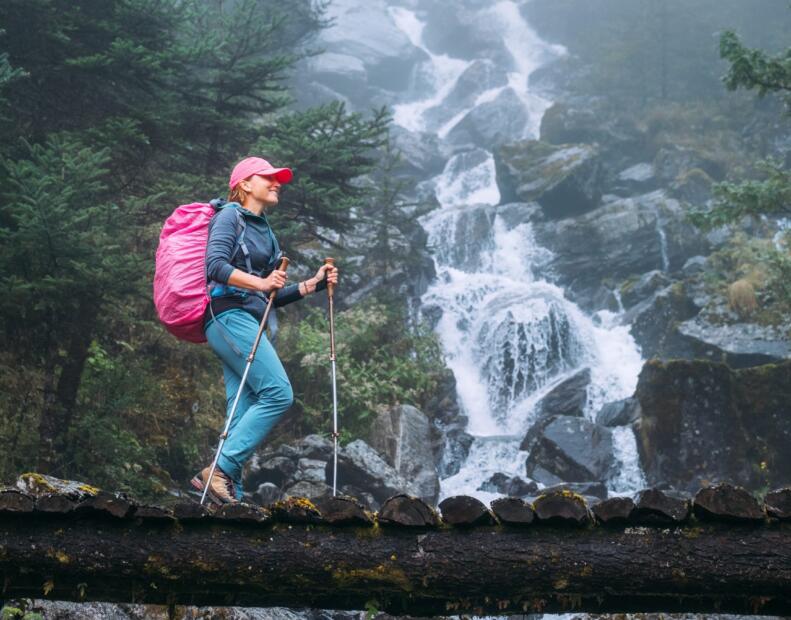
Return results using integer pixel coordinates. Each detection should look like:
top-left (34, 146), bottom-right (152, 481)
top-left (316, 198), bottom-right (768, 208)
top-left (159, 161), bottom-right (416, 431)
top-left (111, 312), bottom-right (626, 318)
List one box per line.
top-left (253, 482), bottom-right (282, 506)
top-left (635, 359), bottom-right (791, 493)
top-left (523, 415), bottom-right (617, 483)
top-left (596, 397), bottom-right (641, 427)
top-left (390, 127), bottom-right (447, 177)
top-left (669, 167), bottom-right (714, 204)
top-left (439, 495), bottom-right (497, 526)
top-left (676, 315), bottom-right (791, 367)
top-left (297, 434), bottom-right (334, 461)
top-left (534, 368), bottom-right (591, 419)
top-left (536, 191), bottom-right (708, 312)
top-left (365, 404), bottom-right (440, 505)
top-left (625, 282), bottom-right (701, 359)
top-left (764, 488), bottom-right (791, 520)
top-left (283, 480), bottom-right (331, 500)
top-left (681, 255), bottom-right (708, 277)
top-left (592, 496), bottom-right (635, 525)
top-left (613, 162), bottom-right (657, 194)
top-left (532, 490), bottom-right (591, 526)
top-left (423, 59), bottom-right (509, 130)
top-left (436, 420), bottom-right (474, 478)
top-left (296, 458), bottom-right (328, 484)
top-left (490, 497), bottom-right (535, 525)
top-left (335, 439), bottom-right (409, 507)
top-left (246, 455), bottom-right (297, 489)
top-left (538, 100), bottom-right (648, 168)
top-left (312, 495), bottom-right (374, 526)
top-left (653, 145), bottom-right (725, 183)
top-left (692, 483), bottom-right (765, 523)
top-left (632, 488), bottom-right (691, 524)
top-left (495, 140), bottom-right (603, 217)
top-left (619, 270), bottom-right (673, 309)
top-left (447, 88), bottom-right (529, 148)
top-left (378, 494), bottom-right (439, 527)
top-left (478, 473), bottom-right (539, 498)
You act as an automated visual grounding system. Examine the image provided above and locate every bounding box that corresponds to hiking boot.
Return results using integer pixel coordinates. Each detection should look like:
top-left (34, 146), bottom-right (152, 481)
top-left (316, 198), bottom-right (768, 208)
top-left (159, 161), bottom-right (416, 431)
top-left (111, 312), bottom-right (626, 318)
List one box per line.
top-left (190, 466), bottom-right (239, 505)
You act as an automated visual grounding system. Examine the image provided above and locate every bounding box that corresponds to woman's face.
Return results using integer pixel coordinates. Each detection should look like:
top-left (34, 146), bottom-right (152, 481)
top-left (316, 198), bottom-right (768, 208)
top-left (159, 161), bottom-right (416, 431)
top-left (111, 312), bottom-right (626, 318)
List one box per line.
top-left (242, 174), bottom-right (281, 207)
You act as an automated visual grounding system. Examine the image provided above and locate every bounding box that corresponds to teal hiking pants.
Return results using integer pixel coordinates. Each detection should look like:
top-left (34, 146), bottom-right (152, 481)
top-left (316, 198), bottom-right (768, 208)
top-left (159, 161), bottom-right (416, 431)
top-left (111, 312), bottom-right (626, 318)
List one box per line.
top-left (205, 309), bottom-right (293, 499)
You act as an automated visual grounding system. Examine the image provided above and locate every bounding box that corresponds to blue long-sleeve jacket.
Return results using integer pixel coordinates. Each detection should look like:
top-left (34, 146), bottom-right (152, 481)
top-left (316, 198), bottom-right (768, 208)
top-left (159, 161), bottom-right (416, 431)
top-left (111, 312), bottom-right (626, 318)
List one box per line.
top-left (204, 203), bottom-right (301, 326)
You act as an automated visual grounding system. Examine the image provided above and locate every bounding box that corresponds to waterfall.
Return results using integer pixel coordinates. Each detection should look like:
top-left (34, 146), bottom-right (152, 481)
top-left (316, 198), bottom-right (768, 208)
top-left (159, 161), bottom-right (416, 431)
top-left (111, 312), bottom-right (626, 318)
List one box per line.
top-left (386, 1), bottom-right (646, 505)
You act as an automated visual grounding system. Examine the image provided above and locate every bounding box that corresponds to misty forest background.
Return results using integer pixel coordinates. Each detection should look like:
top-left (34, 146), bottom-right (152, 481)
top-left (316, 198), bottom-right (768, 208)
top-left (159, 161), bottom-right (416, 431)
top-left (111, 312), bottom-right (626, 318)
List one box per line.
top-left (0, 0), bottom-right (789, 501)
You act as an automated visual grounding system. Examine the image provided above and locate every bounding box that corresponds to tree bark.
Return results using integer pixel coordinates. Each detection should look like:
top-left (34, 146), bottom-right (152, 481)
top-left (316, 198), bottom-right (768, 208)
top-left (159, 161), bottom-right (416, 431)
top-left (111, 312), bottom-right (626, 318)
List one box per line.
top-left (0, 510), bottom-right (789, 616)
top-left (37, 308), bottom-right (98, 472)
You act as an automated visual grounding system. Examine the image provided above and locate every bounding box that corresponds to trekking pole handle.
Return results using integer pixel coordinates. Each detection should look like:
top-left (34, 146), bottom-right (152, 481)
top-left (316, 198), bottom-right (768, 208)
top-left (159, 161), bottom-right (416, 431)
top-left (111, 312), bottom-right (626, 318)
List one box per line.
top-left (277, 255), bottom-right (290, 276)
top-left (324, 257), bottom-right (336, 298)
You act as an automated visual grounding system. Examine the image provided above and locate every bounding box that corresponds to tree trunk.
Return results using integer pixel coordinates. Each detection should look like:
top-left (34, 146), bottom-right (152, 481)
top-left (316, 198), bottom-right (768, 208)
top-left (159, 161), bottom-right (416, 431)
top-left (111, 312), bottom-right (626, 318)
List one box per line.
top-left (37, 309), bottom-right (98, 472)
top-left (0, 508), bottom-right (789, 616)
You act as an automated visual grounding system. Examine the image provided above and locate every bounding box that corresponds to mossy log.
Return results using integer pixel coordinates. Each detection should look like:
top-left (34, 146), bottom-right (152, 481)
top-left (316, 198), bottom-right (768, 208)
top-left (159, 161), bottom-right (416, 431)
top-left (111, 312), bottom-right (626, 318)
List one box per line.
top-left (1, 499), bottom-right (790, 616)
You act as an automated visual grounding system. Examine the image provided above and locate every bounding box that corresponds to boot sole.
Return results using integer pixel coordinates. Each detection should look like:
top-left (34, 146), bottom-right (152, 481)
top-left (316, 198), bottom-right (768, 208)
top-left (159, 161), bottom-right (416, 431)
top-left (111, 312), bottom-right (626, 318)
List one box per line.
top-left (190, 476), bottom-right (237, 506)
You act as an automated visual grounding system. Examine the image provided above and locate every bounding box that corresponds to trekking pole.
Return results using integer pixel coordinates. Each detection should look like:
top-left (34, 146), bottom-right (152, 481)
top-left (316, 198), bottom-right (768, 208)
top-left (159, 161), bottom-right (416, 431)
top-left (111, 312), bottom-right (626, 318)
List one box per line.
top-left (200, 255), bottom-right (290, 506)
top-left (325, 257), bottom-right (340, 496)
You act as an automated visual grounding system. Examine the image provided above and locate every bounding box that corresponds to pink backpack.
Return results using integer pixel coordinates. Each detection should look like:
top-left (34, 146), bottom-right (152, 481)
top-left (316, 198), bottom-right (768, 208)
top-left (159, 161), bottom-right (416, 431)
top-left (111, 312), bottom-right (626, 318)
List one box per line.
top-left (153, 202), bottom-right (216, 343)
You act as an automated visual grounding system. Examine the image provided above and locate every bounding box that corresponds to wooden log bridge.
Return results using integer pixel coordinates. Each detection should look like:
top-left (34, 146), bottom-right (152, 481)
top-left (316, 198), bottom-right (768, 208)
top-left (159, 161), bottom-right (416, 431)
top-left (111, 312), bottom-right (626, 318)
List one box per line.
top-left (1, 475), bottom-right (790, 616)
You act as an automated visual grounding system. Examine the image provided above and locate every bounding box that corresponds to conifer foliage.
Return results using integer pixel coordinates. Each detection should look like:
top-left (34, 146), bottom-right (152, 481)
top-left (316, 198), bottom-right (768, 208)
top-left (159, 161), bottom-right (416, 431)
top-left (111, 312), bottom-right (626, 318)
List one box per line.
top-left (0, 0), bottom-right (393, 492)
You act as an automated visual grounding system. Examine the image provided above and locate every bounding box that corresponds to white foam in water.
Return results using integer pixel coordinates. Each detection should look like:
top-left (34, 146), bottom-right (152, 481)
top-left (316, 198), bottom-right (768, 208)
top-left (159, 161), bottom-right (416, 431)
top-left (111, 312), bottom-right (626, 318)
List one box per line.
top-left (487, 1), bottom-right (566, 138)
top-left (389, 7), bottom-right (471, 133)
top-left (422, 199), bottom-right (645, 501)
top-left (434, 151), bottom-right (500, 207)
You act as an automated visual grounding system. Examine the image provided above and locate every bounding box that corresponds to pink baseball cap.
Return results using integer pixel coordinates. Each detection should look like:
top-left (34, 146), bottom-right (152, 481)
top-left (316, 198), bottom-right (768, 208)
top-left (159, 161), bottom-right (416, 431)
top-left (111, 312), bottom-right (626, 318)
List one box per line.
top-left (228, 156), bottom-right (293, 189)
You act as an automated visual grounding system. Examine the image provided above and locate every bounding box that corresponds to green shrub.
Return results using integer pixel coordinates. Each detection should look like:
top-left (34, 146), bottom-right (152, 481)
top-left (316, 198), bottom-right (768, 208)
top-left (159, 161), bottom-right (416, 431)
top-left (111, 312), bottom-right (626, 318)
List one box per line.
top-left (277, 296), bottom-right (445, 443)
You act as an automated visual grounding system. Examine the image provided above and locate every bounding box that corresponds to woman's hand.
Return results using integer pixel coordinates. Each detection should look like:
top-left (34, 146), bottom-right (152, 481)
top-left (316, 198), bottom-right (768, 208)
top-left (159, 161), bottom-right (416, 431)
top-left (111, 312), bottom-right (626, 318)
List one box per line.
top-left (314, 263), bottom-right (339, 286)
top-left (260, 269), bottom-right (288, 294)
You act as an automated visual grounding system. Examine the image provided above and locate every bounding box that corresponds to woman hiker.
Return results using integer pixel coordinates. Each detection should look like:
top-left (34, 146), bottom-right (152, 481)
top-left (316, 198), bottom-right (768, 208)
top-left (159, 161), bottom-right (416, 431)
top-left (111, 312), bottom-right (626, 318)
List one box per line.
top-left (191, 156), bottom-right (339, 505)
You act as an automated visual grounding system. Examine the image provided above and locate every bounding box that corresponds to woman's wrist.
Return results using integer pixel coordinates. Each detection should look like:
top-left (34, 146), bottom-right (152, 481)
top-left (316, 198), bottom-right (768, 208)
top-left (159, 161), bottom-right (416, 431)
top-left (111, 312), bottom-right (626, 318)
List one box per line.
top-left (299, 277), bottom-right (319, 297)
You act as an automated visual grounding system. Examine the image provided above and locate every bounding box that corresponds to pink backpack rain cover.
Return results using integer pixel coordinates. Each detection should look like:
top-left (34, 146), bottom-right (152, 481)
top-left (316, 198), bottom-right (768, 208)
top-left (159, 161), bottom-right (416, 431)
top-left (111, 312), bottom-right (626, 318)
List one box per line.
top-left (153, 202), bottom-right (215, 343)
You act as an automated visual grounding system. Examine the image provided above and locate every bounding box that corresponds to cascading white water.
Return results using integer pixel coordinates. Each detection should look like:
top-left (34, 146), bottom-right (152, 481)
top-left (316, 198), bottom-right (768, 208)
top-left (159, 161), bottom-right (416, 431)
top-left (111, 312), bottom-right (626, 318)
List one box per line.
top-left (389, 1), bottom-right (647, 505)
top-left (389, 6), bottom-right (471, 133)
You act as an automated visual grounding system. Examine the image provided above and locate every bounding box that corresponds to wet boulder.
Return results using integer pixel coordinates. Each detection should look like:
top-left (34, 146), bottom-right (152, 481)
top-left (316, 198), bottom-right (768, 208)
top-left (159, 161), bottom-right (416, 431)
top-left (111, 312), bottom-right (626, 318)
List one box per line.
top-left (521, 415), bottom-right (617, 484)
top-left (635, 359), bottom-right (791, 493)
top-left (538, 100), bottom-right (648, 169)
top-left (446, 88), bottom-right (529, 149)
top-left (365, 404), bottom-right (440, 505)
top-left (536, 190), bottom-right (708, 312)
top-left (494, 139), bottom-right (603, 218)
top-left (478, 473), bottom-right (539, 498)
top-left (423, 59), bottom-right (509, 131)
top-left (334, 439), bottom-right (411, 508)
top-left (676, 315), bottom-right (790, 368)
top-left (595, 397), bottom-right (641, 427)
top-left (533, 367), bottom-right (591, 420)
